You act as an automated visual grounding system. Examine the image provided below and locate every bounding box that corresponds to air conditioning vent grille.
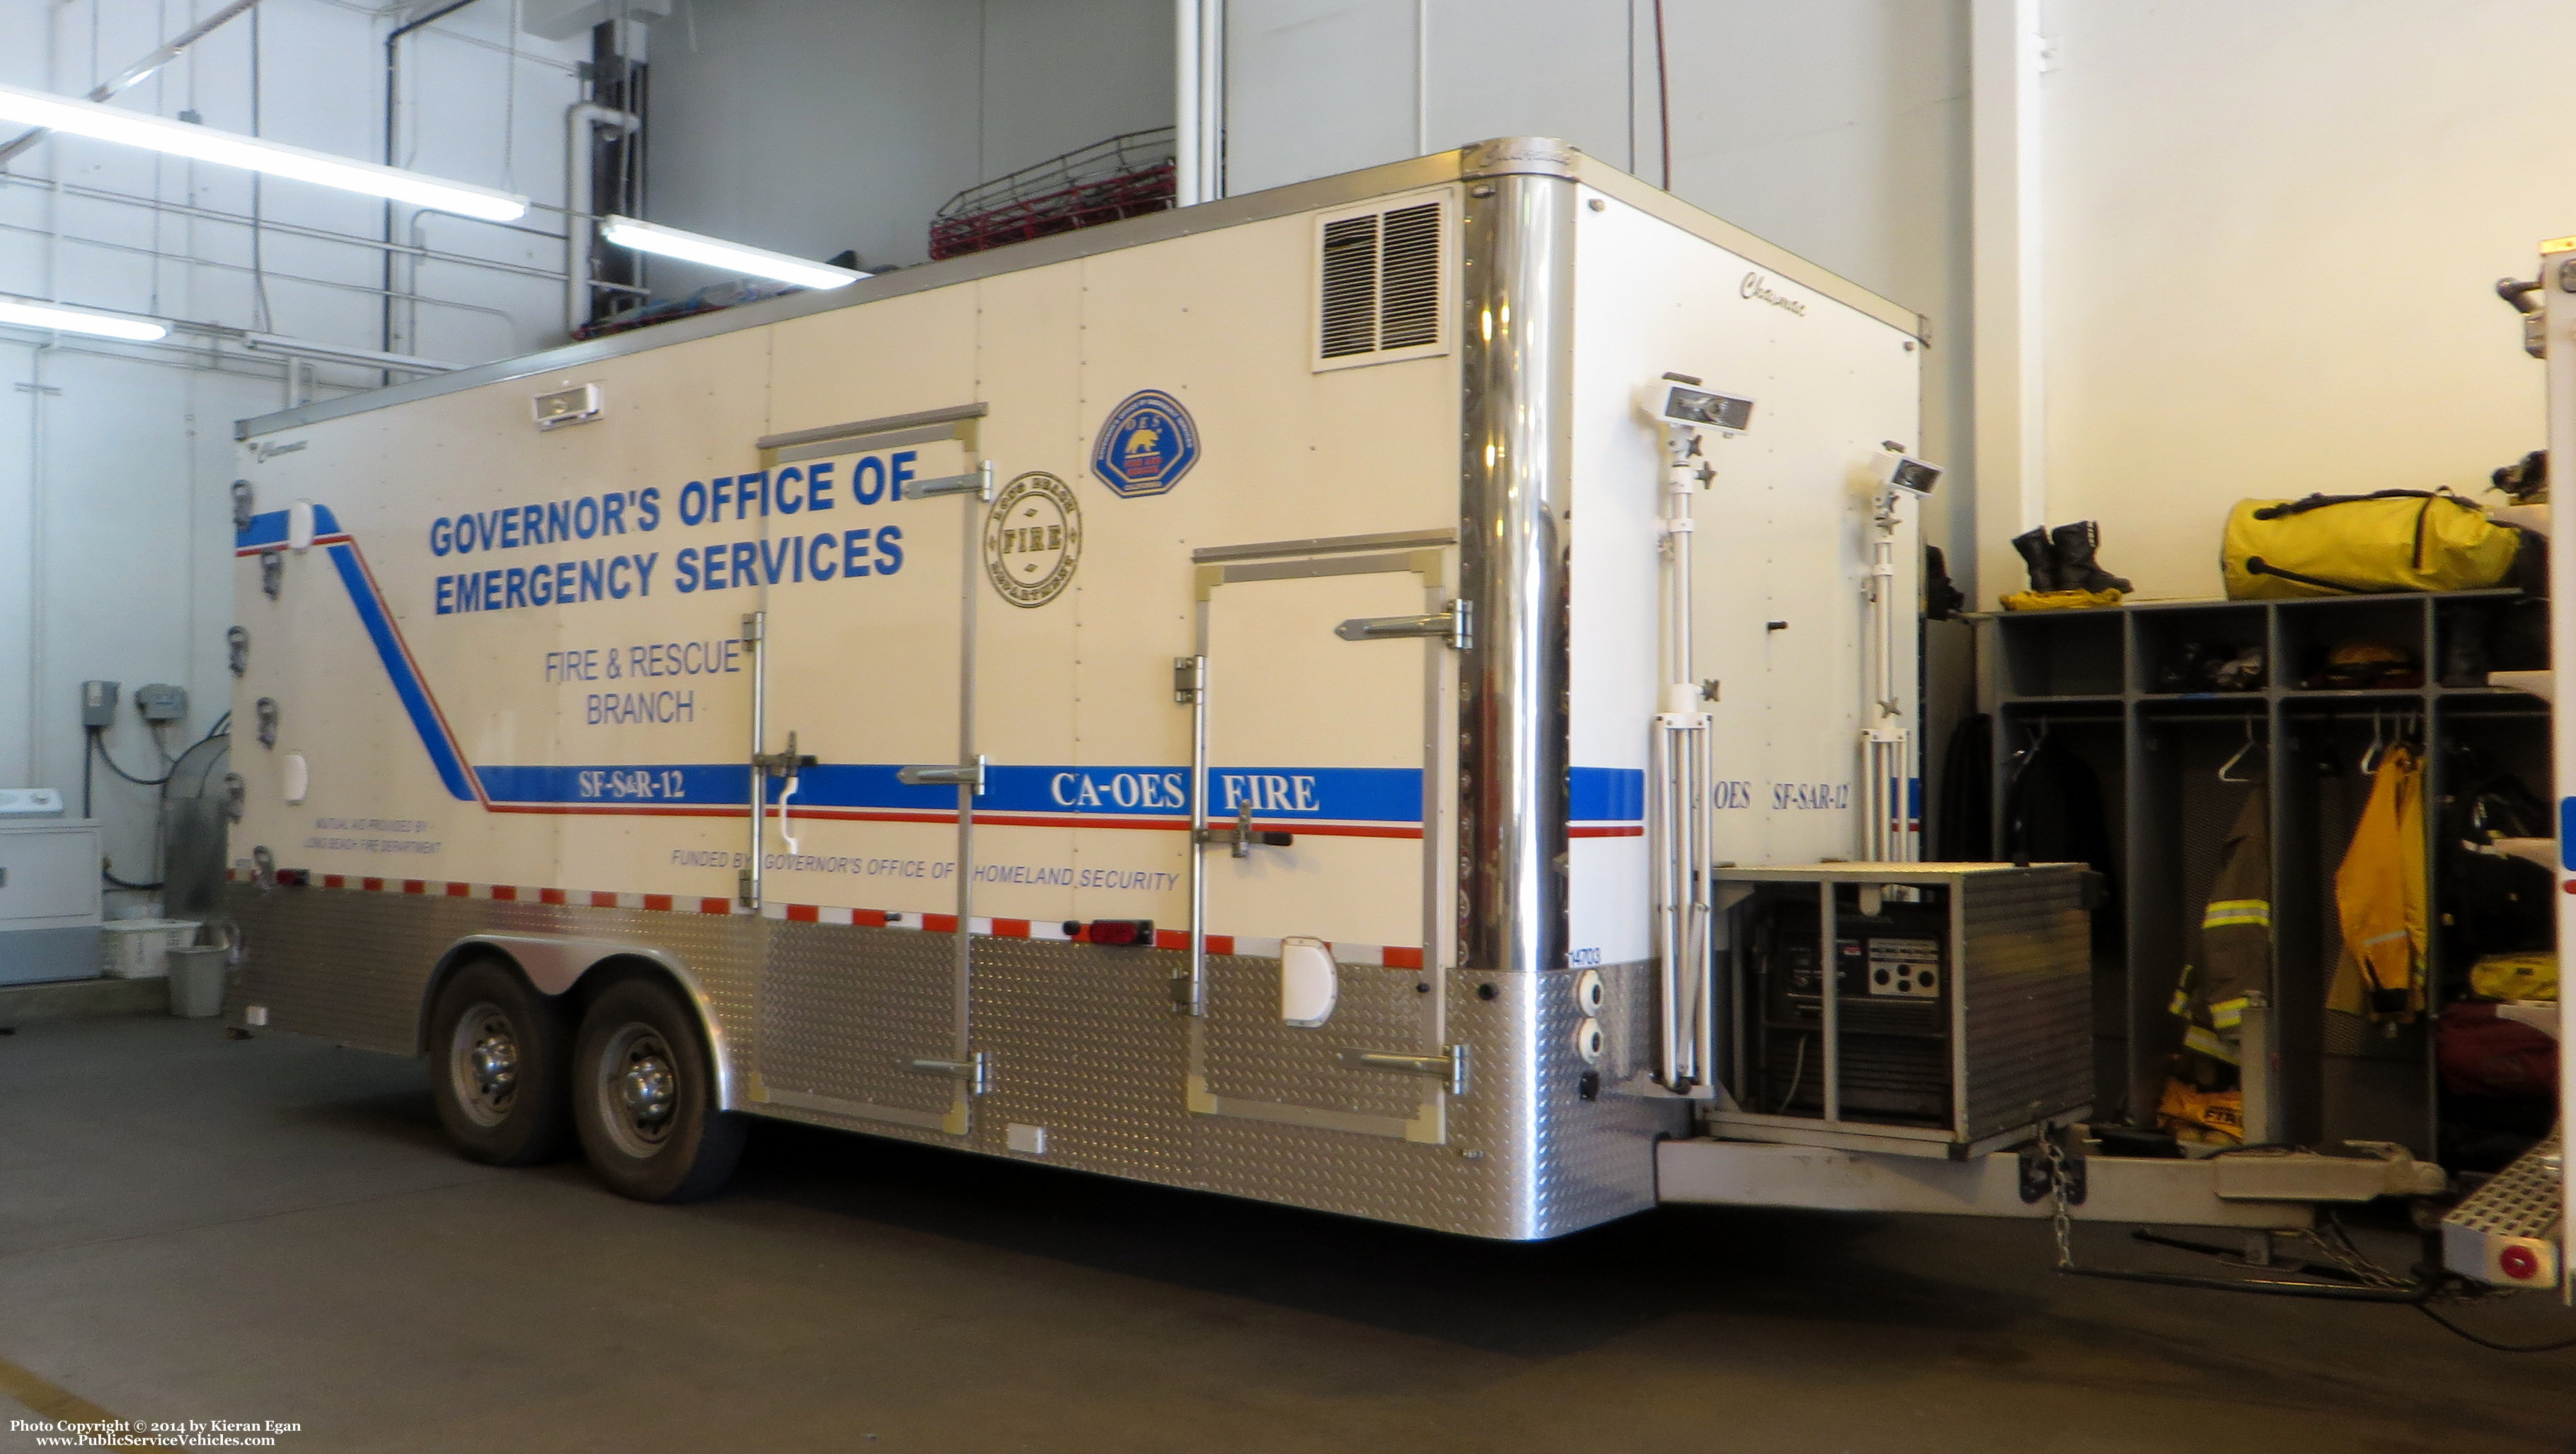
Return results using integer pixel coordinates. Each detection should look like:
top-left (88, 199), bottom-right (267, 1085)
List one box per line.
top-left (1376, 202), bottom-right (1442, 350)
top-left (1318, 214), bottom-right (1381, 359)
top-left (1313, 196), bottom-right (1446, 367)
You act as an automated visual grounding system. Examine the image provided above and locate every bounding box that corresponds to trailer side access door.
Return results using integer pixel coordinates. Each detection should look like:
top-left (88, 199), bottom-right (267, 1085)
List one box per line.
top-left (741, 406), bottom-right (989, 1137)
top-left (1181, 532), bottom-right (1463, 1143)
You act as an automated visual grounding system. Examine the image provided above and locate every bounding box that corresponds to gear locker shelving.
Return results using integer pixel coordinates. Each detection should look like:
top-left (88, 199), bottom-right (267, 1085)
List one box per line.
top-left (1975, 587), bottom-right (2548, 1157)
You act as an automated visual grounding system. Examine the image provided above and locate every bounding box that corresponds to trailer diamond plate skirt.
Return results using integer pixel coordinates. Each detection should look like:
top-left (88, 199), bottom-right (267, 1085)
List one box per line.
top-left (228, 886), bottom-right (1680, 1240)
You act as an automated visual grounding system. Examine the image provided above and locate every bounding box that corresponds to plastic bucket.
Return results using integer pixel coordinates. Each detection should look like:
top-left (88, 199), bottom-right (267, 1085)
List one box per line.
top-left (100, 920), bottom-right (201, 979)
top-left (166, 946), bottom-right (229, 1019)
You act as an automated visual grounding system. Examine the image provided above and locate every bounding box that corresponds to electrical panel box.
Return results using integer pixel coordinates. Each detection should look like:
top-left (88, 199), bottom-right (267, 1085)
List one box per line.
top-left (80, 680), bottom-right (119, 728)
top-left (1710, 862), bottom-right (2095, 1159)
top-left (136, 684), bottom-right (188, 723)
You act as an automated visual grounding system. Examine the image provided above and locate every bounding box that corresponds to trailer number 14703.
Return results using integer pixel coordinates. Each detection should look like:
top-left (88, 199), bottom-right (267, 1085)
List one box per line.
top-left (578, 769), bottom-right (688, 800)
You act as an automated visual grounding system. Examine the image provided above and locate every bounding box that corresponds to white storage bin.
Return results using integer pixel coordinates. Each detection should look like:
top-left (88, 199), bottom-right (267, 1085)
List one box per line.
top-left (100, 918), bottom-right (200, 979)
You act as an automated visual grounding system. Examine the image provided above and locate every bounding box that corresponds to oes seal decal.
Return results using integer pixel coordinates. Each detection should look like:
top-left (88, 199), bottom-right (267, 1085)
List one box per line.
top-left (1091, 389), bottom-right (1199, 497)
top-left (983, 471), bottom-right (1082, 608)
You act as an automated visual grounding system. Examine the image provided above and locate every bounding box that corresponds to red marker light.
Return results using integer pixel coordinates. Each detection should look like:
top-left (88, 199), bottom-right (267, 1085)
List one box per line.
top-left (1080, 920), bottom-right (1153, 946)
top-left (2498, 1244), bottom-right (2541, 1281)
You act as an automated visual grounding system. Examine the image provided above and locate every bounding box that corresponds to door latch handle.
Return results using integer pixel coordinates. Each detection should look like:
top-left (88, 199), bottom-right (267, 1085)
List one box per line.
top-left (1197, 800), bottom-right (1292, 858)
top-left (904, 460), bottom-right (994, 501)
top-left (906, 1053), bottom-right (989, 1094)
top-left (1337, 1044), bottom-right (1471, 1097)
top-left (899, 755), bottom-right (986, 791)
top-left (1335, 598), bottom-right (1470, 650)
top-left (754, 731), bottom-right (820, 853)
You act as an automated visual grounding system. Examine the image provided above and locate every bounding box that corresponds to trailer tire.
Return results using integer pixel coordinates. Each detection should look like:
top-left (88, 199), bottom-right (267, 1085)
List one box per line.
top-left (427, 958), bottom-right (573, 1166)
top-left (570, 976), bottom-right (744, 1203)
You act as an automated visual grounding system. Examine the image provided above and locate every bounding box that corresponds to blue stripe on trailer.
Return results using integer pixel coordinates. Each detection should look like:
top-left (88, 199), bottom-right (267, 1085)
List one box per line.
top-left (1569, 766), bottom-right (1645, 823)
top-left (235, 504), bottom-right (343, 551)
top-left (321, 539), bottom-right (479, 801)
top-left (471, 762), bottom-right (1430, 822)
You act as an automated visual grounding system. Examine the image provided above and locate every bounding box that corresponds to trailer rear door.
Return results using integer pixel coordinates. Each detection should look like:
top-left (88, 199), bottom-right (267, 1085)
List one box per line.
top-left (1183, 539), bottom-right (1461, 1143)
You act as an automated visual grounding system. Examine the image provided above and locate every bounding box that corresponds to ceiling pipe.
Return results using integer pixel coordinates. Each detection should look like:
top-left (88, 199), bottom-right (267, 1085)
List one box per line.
top-left (566, 101), bottom-right (640, 338)
top-left (381, 0), bottom-right (485, 358)
top-left (240, 332), bottom-right (459, 374)
top-left (1175, 0), bottom-right (1223, 205)
top-left (0, 0), bottom-right (265, 168)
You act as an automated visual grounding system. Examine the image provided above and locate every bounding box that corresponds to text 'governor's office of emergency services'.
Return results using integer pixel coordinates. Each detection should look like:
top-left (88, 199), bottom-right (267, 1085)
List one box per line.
top-left (425, 452), bottom-right (928, 616)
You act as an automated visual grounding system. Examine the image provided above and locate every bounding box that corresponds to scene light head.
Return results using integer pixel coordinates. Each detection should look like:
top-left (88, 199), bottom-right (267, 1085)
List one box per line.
top-left (1875, 449), bottom-right (1943, 497)
top-left (599, 216), bottom-right (868, 291)
top-left (1648, 372), bottom-right (1754, 434)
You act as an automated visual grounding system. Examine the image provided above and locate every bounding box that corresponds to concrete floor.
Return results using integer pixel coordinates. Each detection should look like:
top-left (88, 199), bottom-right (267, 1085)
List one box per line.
top-left (0, 1017), bottom-right (2568, 1454)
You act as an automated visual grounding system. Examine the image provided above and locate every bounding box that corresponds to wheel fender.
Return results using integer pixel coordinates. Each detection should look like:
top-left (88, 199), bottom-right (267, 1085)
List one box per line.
top-left (425, 934), bottom-right (742, 1111)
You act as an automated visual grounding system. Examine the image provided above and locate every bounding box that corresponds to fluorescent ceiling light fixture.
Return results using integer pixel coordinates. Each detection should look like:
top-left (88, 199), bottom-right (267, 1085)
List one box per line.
top-left (599, 215), bottom-right (866, 290)
top-left (0, 80), bottom-right (528, 222)
top-left (0, 296), bottom-right (168, 341)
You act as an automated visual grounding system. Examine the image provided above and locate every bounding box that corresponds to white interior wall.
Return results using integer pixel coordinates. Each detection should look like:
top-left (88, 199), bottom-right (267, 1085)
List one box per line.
top-left (1223, 0), bottom-right (1976, 562)
top-left (0, 0), bottom-right (583, 910)
top-left (640, 0), bottom-right (1175, 287)
top-left (2037, 0), bottom-right (2573, 601)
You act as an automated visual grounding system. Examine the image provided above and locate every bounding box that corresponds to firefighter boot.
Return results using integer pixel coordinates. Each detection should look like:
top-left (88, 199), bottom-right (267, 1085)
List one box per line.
top-left (2011, 527), bottom-right (2060, 592)
top-left (2050, 520), bottom-right (2132, 594)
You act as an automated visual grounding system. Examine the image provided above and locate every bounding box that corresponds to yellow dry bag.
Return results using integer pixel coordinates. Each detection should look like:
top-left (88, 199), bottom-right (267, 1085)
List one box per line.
top-left (2221, 489), bottom-right (2522, 600)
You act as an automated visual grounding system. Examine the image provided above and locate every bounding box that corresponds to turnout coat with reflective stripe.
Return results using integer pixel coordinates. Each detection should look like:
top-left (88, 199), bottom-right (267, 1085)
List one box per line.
top-left (2175, 790), bottom-right (2270, 1065)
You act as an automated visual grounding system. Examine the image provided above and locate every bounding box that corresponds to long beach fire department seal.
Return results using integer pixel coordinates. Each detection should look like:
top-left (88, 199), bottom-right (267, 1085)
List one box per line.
top-left (1090, 389), bottom-right (1198, 497)
top-left (983, 471), bottom-right (1082, 607)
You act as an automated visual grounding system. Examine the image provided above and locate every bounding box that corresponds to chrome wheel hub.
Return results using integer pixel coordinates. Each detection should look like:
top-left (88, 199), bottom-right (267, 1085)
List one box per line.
top-left (620, 1055), bottom-right (675, 1127)
top-left (599, 1025), bottom-right (681, 1157)
top-left (449, 1003), bottom-right (519, 1129)
top-left (472, 1034), bottom-right (518, 1098)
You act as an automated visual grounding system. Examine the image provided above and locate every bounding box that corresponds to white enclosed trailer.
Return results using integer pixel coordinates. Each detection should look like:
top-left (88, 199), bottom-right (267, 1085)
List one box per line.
top-left (222, 137), bottom-right (2086, 1236)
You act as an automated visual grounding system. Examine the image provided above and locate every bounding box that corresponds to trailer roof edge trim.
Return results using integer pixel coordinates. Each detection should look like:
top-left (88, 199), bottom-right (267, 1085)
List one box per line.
top-left (236, 138), bottom-right (1923, 441)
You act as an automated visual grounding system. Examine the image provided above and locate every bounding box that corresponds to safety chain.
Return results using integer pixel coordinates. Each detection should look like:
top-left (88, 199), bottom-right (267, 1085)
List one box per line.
top-left (2296, 1214), bottom-right (2414, 1291)
top-left (2042, 1131), bottom-right (2075, 1270)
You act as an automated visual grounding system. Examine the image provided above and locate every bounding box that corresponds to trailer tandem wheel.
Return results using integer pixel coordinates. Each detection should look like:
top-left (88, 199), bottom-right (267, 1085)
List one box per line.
top-left (426, 958), bottom-right (573, 1167)
top-left (571, 975), bottom-right (747, 1203)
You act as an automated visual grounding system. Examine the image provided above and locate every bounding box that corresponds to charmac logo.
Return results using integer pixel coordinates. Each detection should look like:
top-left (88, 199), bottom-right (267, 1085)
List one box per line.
top-left (1741, 272), bottom-right (1807, 316)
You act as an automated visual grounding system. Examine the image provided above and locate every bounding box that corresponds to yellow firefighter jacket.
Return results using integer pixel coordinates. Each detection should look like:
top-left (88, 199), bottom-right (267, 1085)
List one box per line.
top-left (2329, 745), bottom-right (2426, 1020)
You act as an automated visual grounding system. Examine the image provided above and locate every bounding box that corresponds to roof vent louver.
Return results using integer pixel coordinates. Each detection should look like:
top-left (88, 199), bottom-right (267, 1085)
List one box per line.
top-left (1313, 193), bottom-right (1449, 370)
